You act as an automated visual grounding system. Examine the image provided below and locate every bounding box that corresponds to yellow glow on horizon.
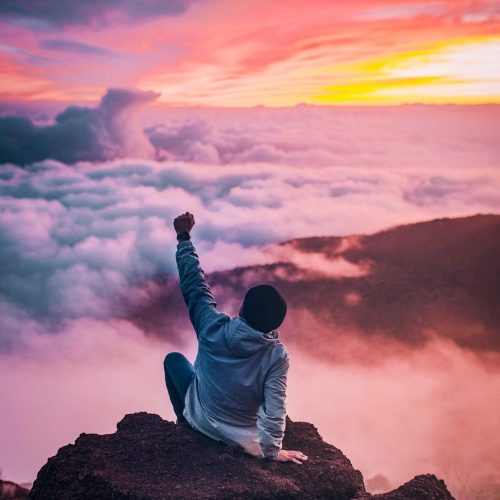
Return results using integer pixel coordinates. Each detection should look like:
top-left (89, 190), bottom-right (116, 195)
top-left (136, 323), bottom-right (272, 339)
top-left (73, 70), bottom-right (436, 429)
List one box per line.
top-left (314, 37), bottom-right (500, 105)
top-left (144, 37), bottom-right (500, 107)
top-left (138, 35), bottom-right (500, 107)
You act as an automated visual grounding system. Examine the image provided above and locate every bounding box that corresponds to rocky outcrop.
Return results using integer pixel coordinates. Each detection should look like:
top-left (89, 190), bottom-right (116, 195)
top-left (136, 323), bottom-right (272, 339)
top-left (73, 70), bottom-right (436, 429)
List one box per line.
top-left (355, 474), bottom-right (454, 499)
top-left (0, 479), bottom-right (29, 500)
top-left (28, 412), bottom-right (454, 499)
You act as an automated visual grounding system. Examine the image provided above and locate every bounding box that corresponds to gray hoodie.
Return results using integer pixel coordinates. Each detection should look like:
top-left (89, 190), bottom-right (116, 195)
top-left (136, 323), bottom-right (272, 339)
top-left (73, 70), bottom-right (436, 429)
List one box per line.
top-left (176, 239), bottom-right (289, 459)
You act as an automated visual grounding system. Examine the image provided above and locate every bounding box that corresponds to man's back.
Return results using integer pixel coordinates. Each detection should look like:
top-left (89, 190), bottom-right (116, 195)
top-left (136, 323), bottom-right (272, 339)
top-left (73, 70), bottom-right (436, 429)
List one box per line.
top-left (192, 314), bottom-right (288, 421)
top-left (170, 211), bottom-right (307, 464)
top-left (176, 239), bottom-right (290, 459)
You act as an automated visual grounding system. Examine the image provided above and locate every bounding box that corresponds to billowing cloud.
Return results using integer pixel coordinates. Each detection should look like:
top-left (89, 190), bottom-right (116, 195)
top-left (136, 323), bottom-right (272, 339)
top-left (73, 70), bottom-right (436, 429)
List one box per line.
top-left (3, 99), bottom-right (499, 170)
top-left (1, 156), bottom-right (499, 351)
top-left (0, 0), bottom-right (196, 29)
top-left (143, 103), bottom-right (500, 170)
top-left (0, 88), bottom-right (159, 165)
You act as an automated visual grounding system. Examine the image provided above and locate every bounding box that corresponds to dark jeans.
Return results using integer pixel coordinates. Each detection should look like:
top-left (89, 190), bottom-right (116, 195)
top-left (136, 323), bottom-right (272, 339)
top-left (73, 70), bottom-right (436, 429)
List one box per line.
top-left (163, 352), bottom-right (195, 422)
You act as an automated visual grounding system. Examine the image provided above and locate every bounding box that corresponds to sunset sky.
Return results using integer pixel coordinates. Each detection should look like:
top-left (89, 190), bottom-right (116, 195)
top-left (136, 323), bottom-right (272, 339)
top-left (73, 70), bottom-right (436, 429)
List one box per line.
top-left (1, 0), bottom-right (500, 106)
top-left (1, 2), bottom-right (500, 497)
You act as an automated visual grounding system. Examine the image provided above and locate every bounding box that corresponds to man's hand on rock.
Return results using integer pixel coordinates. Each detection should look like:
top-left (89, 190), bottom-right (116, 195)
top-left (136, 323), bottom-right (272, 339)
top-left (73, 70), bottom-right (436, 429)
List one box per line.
top-left (174, 212), bottom-right (195, 235)
top-left (276, 450), bottom-right (308, 464)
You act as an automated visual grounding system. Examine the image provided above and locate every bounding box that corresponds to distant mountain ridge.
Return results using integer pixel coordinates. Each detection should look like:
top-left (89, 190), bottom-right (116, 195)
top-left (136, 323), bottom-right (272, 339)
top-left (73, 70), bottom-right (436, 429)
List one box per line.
top-left (129, 214), bottom-right (500, 357)
top-left (0, 479), bottom-right (29, 499)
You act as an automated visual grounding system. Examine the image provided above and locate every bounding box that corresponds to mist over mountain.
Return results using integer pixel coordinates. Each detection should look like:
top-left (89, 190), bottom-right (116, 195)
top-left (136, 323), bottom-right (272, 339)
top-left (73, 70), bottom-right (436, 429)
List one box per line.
top-left (130, 214), bottom-right (500, 358)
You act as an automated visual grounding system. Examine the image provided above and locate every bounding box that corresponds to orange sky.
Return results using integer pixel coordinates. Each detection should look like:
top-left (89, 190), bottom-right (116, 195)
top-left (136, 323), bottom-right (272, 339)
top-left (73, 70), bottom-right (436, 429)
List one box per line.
top-left (0, 0), bottom-right (499, 106)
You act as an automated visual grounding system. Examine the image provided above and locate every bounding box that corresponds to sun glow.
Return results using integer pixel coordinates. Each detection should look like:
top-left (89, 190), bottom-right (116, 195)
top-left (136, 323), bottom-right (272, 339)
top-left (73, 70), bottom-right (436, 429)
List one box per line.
top-left (1, 1), bottom-right (500, 106)
top-left (315, 37), bottom-right (500, 104)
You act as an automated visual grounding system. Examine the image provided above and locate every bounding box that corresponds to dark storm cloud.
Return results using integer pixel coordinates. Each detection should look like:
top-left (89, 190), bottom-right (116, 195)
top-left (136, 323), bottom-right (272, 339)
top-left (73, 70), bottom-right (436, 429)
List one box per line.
top-left (0, 0), bottom-right (196, 30)
top-left (0, 88), bottom-right (159, 165)
top-left (39, 39), bottom-right (118, 57)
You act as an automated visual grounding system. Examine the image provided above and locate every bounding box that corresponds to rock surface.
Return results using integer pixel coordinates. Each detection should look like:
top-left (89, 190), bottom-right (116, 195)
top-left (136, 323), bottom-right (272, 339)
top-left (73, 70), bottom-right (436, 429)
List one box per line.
top-left (28, 412), bottom-right (454, 499)
top-left (355, 474), bottom-right (454, 499)
top-left (0, 479), bottom-right (29, 500)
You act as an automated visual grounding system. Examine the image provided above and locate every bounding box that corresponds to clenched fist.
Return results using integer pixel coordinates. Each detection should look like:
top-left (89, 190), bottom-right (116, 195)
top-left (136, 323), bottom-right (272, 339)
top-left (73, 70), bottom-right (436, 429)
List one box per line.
top-left (174, 212), bottom-right (195, 234)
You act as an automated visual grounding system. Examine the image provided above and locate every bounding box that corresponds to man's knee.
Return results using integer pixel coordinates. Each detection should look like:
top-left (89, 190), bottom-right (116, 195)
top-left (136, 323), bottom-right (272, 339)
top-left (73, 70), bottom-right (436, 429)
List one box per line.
top-left (163, 351), bottom-right (184, 371)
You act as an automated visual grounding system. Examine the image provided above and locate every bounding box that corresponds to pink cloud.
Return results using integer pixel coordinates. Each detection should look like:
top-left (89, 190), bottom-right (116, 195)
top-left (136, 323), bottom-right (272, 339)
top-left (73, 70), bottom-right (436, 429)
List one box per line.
top-left (142, 104), bottom-right (500, 169)
top-left (287, 334), bottom-right (500, 498)
top-left (0, 320), bottom-right (182, 484)
top-left (1, 319), bottom-right (499, 499)
top-left (1, 1), bottom-right (499, 104)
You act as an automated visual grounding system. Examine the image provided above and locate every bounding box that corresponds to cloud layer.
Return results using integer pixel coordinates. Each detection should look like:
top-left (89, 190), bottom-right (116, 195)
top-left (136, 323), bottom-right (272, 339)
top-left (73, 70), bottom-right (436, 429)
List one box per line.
top-left (289, 338), bottom-right (500, 499)
top-left (1, 317), bottom-right (499, 500)
top-left (2, 97), bottom-right (500, 171)
top-left (1, 155), bottom-right (499, 351)
top-left (143, 104), bottom-right (500, 170)
top-left (1, 99), bottom-right (500, 497)
top-left (0, 88), bottom-right (159, 165)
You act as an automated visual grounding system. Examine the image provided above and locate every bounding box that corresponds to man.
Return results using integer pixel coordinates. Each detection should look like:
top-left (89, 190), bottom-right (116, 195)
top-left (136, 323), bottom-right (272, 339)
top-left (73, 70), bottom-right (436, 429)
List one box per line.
top-left (163, 212), bottom-right (308, 464)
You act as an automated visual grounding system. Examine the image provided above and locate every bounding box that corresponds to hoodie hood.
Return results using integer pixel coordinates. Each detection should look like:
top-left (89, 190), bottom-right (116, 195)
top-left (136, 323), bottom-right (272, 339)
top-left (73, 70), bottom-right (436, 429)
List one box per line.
top-left (224, 317), bottom-right (280, 358)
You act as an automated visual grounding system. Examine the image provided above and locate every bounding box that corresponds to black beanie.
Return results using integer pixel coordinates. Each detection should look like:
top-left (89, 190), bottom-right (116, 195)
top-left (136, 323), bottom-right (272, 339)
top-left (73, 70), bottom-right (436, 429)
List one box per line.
top-left (240, 284), bottom-right (287, 333)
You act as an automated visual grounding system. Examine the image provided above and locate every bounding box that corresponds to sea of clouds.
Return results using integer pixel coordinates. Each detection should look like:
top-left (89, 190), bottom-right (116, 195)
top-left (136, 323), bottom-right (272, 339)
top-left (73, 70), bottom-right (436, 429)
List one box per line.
top-left (1, 89), bottom-right (499, 497)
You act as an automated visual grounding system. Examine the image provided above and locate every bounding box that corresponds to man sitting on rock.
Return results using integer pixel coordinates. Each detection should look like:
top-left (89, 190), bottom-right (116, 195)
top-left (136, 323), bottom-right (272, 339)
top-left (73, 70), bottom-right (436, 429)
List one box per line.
top-left (164, 211), bottom-right (308, 464)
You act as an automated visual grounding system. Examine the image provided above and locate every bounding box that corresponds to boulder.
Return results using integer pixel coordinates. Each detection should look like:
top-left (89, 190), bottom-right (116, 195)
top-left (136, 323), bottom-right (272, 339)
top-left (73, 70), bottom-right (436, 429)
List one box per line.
top-left (28, 412), bottom-right (454, 499)
top-left (0, 479), bottom-right (29, 500)
top-left (355, 474), bottom-right (454, 499)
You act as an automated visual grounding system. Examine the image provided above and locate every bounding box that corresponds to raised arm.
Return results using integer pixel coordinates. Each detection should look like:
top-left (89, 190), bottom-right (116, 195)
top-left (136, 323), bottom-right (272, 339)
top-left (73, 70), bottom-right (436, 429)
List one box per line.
top-left (174, 212), bottom-right (227, 338)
